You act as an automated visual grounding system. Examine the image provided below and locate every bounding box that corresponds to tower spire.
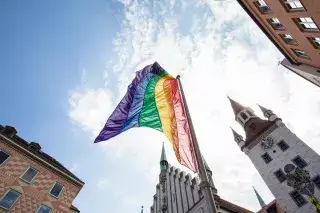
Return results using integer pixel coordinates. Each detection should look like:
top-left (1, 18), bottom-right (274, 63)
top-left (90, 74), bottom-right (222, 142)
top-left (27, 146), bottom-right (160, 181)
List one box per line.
top-left (230, 127), bottom-right (244, 143)
top-left (160, 142), bottom-right (167, 162)
top-left (253, 186), bottom-right (266, 208)
top-left (228, 96), bottom-right (246, 115)
top-left (257, 104), bottom-right (278, 121)
top-left (160, 142), bottom-right (168, 172)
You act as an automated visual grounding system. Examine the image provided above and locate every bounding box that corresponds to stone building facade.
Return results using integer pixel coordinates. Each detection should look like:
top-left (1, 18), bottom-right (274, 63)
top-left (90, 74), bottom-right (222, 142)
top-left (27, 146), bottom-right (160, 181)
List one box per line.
top-left (0, 125), bottom-right (84, 212)
top-left (229, 98), bottom-right (320, 213)
top-left (150, 144), bottom-right (253, 213)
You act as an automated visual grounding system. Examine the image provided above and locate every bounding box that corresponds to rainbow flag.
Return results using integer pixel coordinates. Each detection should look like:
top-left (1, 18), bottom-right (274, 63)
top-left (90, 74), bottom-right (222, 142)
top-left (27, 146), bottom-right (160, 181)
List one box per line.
top-left (95, 62), bottom-right (197, 172)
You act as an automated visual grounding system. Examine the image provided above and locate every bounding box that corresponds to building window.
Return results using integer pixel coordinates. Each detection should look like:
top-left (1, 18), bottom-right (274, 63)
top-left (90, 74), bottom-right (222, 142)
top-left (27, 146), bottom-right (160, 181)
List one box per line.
top-left (261, 153), bottom-right (273, 164)
top-left (293, 49), bottom-right (309, 59)
top-left (37, 205), bottom-right (52, 213)
top-left (281, 34), bottom-right (297, 45)
top-left (0, 150), bottom-right (10, 166)
top-left (0, 189), bottom-right (21, 210)
top-left (247, 110), bottom-right (254, 116)
top-left (295, 17), bottom-right (319, 31)
top-left (310, 37), bottom-right (320, 48)
top-left (277, 140), bottom-right (289, 151)
top-left (292, 156), bottom-right (307, 168)
top-left (257, 0), bottom-right (272, 13)
top-left (290, 190), bottom-right (307, 207)
top-left (274, 169), bottom-right (287, 183)
top-left (283, 0), bottom-right (304, 11)
top-left (49, 182), bottom-right (63, 198)
top-left (240, 112), bottom-right (248, 120)
top-left (312, 175), bottom-right (320, 190)
top-left (20, 167), bottom-right (38, 183)
top-left (268, 18), bottom-right (285, 30)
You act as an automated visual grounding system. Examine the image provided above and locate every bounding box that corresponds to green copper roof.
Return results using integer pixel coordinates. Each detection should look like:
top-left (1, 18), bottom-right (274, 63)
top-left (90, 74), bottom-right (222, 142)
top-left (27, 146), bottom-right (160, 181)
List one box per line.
top-left (253, 186), bottom-right (266, 208)
top-left (160, 142), bottom-right (167, 162)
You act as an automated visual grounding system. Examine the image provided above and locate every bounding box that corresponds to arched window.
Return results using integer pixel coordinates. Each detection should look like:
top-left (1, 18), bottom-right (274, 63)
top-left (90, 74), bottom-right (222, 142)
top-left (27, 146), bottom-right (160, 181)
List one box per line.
top-left (240, 112), bottom-right (248, 120)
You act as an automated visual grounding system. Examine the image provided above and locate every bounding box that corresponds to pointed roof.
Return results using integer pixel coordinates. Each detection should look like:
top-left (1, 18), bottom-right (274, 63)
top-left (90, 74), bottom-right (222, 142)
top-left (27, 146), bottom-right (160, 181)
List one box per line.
top-left (253, 186), bottom-right (266, 208)
top-left (231, 127), bottom-right (242, 139)
top-left (257, 104), bottom-right (269, 114)
top-left (228, 97), bottom-right (246, 115)
top-left (160, 142), bottom-right (167, 162)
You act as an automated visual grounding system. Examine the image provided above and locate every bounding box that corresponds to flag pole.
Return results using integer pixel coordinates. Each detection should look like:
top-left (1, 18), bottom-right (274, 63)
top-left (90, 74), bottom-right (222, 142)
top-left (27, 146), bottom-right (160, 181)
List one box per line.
top-left (176, 75), bottom-right (218, 213)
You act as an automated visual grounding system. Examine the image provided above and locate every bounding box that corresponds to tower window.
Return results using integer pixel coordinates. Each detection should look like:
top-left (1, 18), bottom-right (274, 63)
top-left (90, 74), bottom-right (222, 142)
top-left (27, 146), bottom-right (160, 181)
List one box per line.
top-left (292, 156), bottom-right (307, 168)
top-left (0, 189), bottom-right (21, 210)
top-left (0, 150), bottom-right (10, 166)
top-left (312, 175), bottom-right (320, 190)
top-left (277, 140), bottom-right (289, 151)
top-left (20, 167), bottom-right (38, 183)
top-left (247, 110), bottom-right (254, 116)
top-left (49, 182), bottom-right (63, 198)
top-left (261, 153), bottom-right (273, 164)
top-left (240, 112), bottom-right (248, 120)
top-left (274, 169), bottom-right (287, 183)
top-left (290, 190), bottom-right (307, 207)
top-left (37, 205), bottom-right (52, 213)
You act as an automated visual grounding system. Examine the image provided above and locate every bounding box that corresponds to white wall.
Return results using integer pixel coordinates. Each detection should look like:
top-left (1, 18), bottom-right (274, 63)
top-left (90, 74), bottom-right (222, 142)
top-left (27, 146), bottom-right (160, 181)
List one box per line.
top-left (247, 121), bottom-right (320, 213)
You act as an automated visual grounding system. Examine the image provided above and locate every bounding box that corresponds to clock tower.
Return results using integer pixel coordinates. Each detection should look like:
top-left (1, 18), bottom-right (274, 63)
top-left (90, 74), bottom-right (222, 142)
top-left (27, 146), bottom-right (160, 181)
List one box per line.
top-left (228, 97), bottom-right (320, 213)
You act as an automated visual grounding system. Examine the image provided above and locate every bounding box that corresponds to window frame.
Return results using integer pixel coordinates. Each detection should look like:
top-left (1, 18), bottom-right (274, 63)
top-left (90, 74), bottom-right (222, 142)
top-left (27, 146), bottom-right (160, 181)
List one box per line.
top-left (280, 34), bottom-right (297, 45)
top-left (289, 190), bottom-right (307, 207)
top-left (268, 18), bottom-right (285, 30)
top-left (36, 204), bottom-right (52, 213)
top-left (312, 175), bottom-right (320, 190)
top-left (308, 37), bottom-right (320, 49)
top-left (292, 49), bottom-right (310, 59)
top-left (277, 140), bottom-right (290, 151)
top-left (255, 0), bottom-right (272, 14)
top-left (274, 169), bottom-right (287, 183)
top-left (0, 150), bottom-right (10, 167)
top-left (294, 17), bottom-right (319, 32)
top-left (20, 167), bottom-right (39, 184)
top-left (261, 152), bottom-right (273, 164)
top-left (49, 182), bottom-right (64, 198)
top-left (0, 189), bottom-right (21, 210)
top-left (292, 155), bottom-right (308, 169)
top-left (282, 0), bottom-right (305, 12)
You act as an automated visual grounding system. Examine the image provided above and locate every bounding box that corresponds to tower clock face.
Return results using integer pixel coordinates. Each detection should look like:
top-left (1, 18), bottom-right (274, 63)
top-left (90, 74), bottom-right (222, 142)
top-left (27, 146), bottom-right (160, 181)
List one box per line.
top-left (261, 137), bottom-right (274, 149)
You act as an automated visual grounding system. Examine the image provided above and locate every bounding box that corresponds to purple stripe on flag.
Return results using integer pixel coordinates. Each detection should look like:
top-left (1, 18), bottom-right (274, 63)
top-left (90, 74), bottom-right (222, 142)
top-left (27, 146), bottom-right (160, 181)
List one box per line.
top-left (94, 62), bottom-right (163, 143)
top-left (120, 72), bottom-right (156, 133)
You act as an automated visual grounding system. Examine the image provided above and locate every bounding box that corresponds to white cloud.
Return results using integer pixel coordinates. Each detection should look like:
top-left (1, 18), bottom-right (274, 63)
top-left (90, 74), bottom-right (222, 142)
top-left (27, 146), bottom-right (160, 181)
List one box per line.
top-left (68, 0), bottom-right (320, 212)
top-left (97, 178), bottom-right (109, 190)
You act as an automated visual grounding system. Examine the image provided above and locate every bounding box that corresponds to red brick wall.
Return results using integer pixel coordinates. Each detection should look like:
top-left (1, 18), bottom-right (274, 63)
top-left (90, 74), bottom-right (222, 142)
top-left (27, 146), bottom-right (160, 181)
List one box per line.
top-left (240, 0), bottom-right (320, 68)
top-left (0, 140), bottom-right (82, 213)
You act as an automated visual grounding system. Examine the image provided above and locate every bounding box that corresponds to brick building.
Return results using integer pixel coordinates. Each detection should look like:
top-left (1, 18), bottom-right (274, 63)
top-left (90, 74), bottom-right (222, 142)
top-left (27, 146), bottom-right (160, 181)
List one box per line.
top-left (0, 125), bottom-right (84, 213)
top-left (236, 0), bottom-right (320, 87)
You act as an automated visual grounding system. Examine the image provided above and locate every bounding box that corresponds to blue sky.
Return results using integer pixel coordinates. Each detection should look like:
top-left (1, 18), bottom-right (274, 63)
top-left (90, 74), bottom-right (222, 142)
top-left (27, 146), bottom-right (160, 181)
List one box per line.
top-left (2, 0), bottom-right (320, 213)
